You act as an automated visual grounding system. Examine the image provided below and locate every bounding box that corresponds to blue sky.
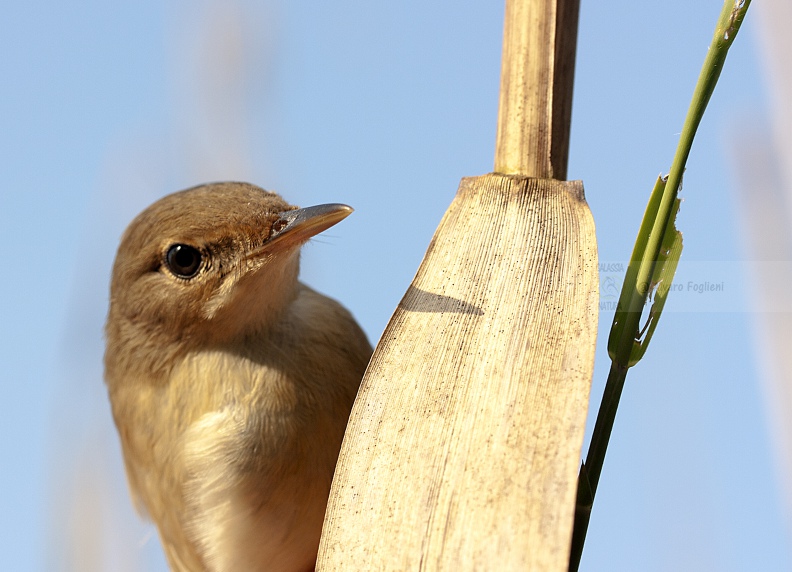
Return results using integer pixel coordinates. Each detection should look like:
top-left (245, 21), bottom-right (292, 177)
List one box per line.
top-left (1, 1), bottom-right (789, 570)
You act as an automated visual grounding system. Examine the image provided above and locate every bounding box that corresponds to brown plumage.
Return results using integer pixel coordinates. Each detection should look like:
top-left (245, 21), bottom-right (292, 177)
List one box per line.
top-left (104, 182), bottom-right (372, 571)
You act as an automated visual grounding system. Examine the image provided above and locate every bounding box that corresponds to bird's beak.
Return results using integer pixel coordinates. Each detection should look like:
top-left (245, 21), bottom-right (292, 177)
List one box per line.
top-left (251, 203), bottom-right (354, 258)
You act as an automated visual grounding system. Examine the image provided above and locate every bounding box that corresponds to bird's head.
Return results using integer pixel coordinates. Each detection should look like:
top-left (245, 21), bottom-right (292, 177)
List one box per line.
top-left (106, 182), bottom-right (352, 372)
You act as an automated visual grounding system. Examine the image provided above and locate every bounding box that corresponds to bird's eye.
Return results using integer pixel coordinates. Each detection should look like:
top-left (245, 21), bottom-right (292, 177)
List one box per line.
top-left (165, 244), bottom-right (202, 278)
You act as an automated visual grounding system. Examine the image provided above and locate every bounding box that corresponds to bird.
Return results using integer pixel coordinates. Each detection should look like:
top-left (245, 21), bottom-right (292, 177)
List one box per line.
top-left (104, 182), bottom-right (372, 572)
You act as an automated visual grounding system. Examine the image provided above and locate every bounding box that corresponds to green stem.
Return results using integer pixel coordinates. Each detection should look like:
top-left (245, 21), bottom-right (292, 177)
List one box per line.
top-left (569, 1), bottom-right (752, 569)
top-left (632, 0), bottom-right (751, 340)
top-left (568, 362), bottom-right (627, 572)
top-left (583, 363), bottom-right (628, 494)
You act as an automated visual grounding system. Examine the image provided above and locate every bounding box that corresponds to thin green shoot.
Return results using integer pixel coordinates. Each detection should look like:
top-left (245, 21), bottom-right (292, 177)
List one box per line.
top-left (568, 2), bottom-right (752, 570)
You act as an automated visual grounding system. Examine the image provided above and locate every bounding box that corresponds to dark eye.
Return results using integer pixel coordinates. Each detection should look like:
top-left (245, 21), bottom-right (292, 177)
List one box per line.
top-left (165, 244), bottom-right (202, 278)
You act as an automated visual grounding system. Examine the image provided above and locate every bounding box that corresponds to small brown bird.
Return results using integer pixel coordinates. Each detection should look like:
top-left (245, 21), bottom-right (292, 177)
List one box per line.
top-left (104, 182), bottom-right (372, 571)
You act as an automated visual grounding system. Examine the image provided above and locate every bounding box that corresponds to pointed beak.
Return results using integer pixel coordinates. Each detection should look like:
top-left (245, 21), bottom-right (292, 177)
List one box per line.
top-left (253, 203), bottom-right (354, 256)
